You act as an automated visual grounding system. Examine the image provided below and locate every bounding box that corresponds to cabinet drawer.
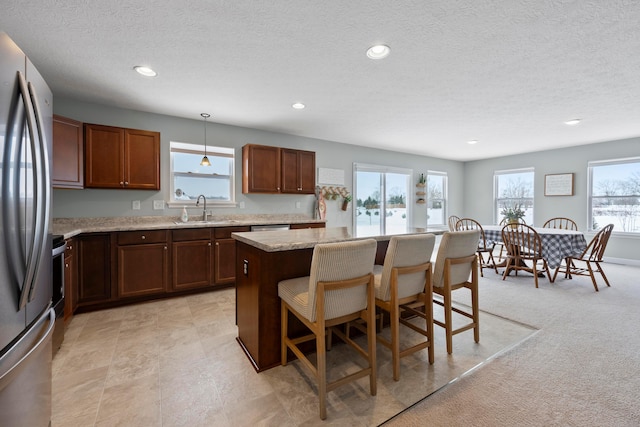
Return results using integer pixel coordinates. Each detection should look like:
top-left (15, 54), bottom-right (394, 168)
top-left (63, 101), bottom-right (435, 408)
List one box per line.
top-left (172, 228), bottom-right (211, 242)
top-left (214, 226), bottom-right (250, 239)
top-left (117, 230), bottom-right (167, 245)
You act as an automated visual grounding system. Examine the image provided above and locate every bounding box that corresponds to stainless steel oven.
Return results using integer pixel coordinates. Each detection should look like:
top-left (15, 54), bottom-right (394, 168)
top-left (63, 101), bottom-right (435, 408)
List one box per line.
top-left (52, 235), bottom-right (66, 357)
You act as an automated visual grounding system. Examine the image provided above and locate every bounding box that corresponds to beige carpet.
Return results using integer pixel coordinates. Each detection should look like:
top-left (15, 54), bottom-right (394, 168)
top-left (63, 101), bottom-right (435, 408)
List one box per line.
top-left (383, 263), bottom-right (640, 427)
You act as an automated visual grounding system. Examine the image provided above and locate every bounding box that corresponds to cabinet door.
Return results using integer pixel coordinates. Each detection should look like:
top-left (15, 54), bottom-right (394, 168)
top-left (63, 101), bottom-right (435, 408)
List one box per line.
top-left (214, 239), bottom-right (236, 284)
top-left (118, 243), bottom-right (168, 298)
top-left (125, 129), bottom-right (160, 190)
top-left (84, 124), bottom-right (125, 188)
top-left (298, 149), bottom-right (316, 194)
top-left (280, 148), bottom-right (300, 193)
top-left (77, 233), bottom-right (112, 306)
top-left (242, 144), bottom-right (281, 193)
top-left (172, 240), bottom-right (213, 290)
top-left (213, 226), bottom-right (250, 285)
top-left (290, 222), bottom-right (326, 229)
top-left (53, 115), bottom-right (84, 188)
top-left (281, 148), bottom-right (316, 194)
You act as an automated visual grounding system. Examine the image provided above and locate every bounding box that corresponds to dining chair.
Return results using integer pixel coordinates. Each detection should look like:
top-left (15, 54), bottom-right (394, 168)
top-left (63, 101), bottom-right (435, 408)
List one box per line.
top-left (501, 223), bottom-right (552, 288)
top-left (543, 217), bottom-right (578, 230)
top-left (495, 217), bottom-right (527, 263)
top-left (448, 215), bottom-right (461, 232)
top-left (455, 218), bottom-right (498, 276)
top-left (372, 234), bottom-right (436, 381)
top-left (553, 224), bottom-right (614, 291)
top-left (278, 238), bottom-right (377, 420)
top-left (432, 229), bottom-right (480, 354)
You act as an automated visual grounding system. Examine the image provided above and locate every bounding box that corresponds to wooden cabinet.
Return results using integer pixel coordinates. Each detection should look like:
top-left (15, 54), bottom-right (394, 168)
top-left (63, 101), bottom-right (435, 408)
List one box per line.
top-left (77, 233), bottom-right (112, 307)
top-left (116, 230), bottom-right (169, 298)
top-left (213, 226), bottom-right (250, 285)
top-left (63, 238), bottom-right (77, 322)
top-left (172, 228), bottom-right (213, 291)
top-left (242, 144), bottom-right (315, 194)
top-left (281, 148), bottom-right (316, 194)
top-left (242, 144), bottom-right (281, 193)
top-left (84, 124), bottom-right (160, 190)
top-left (53, 115), bottom-right (84, 189)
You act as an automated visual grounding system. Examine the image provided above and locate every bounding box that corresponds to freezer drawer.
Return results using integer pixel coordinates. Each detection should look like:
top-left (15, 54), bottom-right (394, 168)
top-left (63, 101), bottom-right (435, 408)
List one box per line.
top-left (0, 309), bottom-right (54, 427)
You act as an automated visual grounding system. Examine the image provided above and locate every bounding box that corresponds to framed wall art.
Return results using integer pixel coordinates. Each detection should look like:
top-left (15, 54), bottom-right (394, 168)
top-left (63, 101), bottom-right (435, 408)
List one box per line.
top-left (544, 173), bottom-right (574, 196)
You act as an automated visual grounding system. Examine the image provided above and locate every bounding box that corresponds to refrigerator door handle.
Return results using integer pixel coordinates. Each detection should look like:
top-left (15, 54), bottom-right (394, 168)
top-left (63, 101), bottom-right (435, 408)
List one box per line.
top-left (16, 71), bottom-right (41, 311)
top-left (26, 81), bottom-right (50, 302)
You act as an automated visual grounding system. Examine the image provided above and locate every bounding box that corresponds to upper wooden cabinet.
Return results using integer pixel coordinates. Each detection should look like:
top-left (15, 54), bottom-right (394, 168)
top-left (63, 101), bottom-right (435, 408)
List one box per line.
top-left (280, 148), bottom-right (316, 194)
top-left (84, 124), bottom-right (160, 190)
top-left (242, 144), bottom-right (315, 194)
top-left (53, 115), bottom-right (84, 189)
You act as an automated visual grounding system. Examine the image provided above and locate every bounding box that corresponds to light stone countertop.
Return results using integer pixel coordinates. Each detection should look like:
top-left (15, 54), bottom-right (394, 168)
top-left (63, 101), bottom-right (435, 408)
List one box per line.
top-left (232, 226), bottom-right (445, 252)
top-left (52, 215), bottom-right (325, 240)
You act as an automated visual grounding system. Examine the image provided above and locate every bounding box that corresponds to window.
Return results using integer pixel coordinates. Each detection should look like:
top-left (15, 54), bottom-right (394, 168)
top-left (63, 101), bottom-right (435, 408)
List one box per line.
top-left (170, 141), bottom-right (235, 206)
top-left (494, 168), bottom-right (534, 224)
top-left (426, 171), bottom-right (447, 227)
top-left (354, 164), bottom-right (411, 236)
top-left (589, 158), bottom-right (640, 233)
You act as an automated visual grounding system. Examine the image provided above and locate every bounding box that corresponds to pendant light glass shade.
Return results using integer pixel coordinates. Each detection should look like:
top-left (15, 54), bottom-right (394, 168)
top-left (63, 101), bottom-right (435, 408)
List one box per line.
top-left (200, 113), bottom-right (211, 166)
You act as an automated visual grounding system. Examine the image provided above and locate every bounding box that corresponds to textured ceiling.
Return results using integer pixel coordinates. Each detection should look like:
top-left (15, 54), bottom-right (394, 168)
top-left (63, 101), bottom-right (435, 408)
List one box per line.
top-left (3, 1), bottom-right (640, 161)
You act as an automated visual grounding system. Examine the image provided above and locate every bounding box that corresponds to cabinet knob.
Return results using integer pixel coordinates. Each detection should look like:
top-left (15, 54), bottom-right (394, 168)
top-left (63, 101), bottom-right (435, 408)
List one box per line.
top-left (141, 235), bottom-right (146, 240)
top-left (124, 181), bottom-right (129, 186)
top-left (65, 263), bottom-right (69, 268)
top-left (208, 242), bottom-right (212, 246)
top-left (164, 246), bottom-right (167, 250)
top-left (215, 242), bottom-right (219, 246)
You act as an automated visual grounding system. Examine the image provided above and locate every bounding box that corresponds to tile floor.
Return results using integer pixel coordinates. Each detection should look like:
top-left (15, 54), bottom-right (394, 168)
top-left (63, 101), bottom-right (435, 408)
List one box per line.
top-left (52, 288), bottom-right (536, 426)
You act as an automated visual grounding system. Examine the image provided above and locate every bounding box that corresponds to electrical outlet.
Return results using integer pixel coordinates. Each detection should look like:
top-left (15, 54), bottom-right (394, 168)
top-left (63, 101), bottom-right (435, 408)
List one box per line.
top-left (239, 201), bottom-right (245, 209)
top-left (295, 201), bottom-right (301, 209)
top-left (153, 200), bottom-right (164, 210)
top-left (132, 200), bottom-right (141, 210)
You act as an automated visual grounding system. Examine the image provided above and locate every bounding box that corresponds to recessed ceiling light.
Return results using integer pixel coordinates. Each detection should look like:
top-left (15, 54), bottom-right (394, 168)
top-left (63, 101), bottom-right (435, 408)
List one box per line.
top-left (467, 140), bottom-right (478, 145)
top-left (133, 66), bottom-right (157, 77)
top-left (292, 103), bottom-right (305, 109)
top-left (564, 118), bottom-right (581, 126)
top-left (366, 44), bottom-right (390, 60)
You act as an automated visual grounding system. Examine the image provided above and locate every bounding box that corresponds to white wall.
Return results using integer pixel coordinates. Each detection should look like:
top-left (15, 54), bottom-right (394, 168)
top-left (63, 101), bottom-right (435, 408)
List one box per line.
top-left (462, 137), bottom-right (640, 263)
top-left (52, 98), bottom-right (464, 231)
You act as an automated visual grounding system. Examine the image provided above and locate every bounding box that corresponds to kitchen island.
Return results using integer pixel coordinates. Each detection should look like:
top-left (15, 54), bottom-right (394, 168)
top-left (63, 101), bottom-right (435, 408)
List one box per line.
top-left (233, 226), bottom-right (444, 372)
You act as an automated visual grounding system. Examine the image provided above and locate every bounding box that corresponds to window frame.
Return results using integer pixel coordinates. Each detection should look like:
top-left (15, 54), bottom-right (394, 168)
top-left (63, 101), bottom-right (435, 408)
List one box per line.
top-left (426, 170), bottom-right (448, 227)
top-left (168, 141), bottom-right (236, 208)
top-left (493, 167), bottom-right (535, 224)
top-left (588, 157), bottom-right (640, 234)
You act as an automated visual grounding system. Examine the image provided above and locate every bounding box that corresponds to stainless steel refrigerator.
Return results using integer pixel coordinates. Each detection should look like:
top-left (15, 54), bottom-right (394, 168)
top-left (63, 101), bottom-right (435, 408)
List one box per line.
top-left (0, 32), bottom-right (54, 426)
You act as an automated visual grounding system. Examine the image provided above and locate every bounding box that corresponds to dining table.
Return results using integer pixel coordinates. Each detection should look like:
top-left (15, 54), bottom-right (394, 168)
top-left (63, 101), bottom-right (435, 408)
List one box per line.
top-left (482, 225), bottom-right (588, 270)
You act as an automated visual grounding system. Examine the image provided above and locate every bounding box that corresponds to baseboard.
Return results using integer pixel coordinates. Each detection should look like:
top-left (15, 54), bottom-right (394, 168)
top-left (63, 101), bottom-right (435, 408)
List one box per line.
top-left (604, 257), bottom-right (640, 267)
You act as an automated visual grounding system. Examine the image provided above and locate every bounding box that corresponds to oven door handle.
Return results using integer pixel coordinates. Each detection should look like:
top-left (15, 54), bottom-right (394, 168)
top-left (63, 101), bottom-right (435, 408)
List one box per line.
top-left (52, 242), bottom-right (66, 258)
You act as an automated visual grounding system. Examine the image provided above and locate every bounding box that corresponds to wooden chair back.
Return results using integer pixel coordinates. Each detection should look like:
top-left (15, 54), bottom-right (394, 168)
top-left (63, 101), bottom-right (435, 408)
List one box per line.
top-left (543, 217), bottom-right (578, 230)
top-left (501, 223), bottom-right (543, 260)
top-left (579, 224), bottom-right (614, 262)
top-left (455, 218), bottom-right (491, 250)
top-left (448, 215), bottom-right (461, 232)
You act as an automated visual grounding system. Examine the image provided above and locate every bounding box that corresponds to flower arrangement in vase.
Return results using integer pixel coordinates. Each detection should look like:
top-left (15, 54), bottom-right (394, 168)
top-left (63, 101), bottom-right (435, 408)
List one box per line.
top-left (500, 204), bottom-right (525, 227)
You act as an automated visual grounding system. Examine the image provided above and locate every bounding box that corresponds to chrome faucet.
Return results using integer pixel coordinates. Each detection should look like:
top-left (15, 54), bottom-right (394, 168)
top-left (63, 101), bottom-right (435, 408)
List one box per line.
top-left (196, 195), bottom-right (208, 221)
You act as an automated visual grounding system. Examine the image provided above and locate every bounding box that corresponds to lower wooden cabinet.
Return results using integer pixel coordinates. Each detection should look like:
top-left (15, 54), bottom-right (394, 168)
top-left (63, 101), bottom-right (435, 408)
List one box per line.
top-left (214, 226), bottom-right (250, 285)
top-left (70, 223), bottom-right (321, 314)
top-left (172, 228), bottom-right (212, 291)
top-left (77, 233), bottom-right (112, 307)
top-left (116, 230), bottom-right (169, 298)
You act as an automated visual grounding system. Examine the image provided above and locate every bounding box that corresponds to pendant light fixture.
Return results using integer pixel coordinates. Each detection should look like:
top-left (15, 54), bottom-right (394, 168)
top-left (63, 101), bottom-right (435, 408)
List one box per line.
top-left (200, 113), bottom-right (211, 166)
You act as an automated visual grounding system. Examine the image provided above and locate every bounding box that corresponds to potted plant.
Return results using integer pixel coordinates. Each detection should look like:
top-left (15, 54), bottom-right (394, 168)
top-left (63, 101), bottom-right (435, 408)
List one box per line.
top-left (417, 173), bottom-right (426, 187)
top-left (341, 194), bottom-right (352, 211)
top-left (500, 204), bottom-right (525, 227)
